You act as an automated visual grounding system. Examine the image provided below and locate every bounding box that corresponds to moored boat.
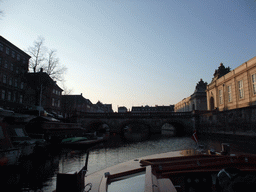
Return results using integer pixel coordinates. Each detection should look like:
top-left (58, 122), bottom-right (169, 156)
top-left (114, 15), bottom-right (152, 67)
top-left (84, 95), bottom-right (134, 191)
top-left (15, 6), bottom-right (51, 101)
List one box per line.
top-left (0, 122), bottom-right (20, 166)
top-left (7, 124), bottom-right (46, 157)
top-left (60, 136), bottom-right (104, 148)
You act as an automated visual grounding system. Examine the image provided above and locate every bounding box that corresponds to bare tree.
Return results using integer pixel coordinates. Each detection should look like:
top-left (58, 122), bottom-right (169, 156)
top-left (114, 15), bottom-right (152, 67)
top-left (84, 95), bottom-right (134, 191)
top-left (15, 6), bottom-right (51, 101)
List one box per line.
top-left (45, 49), bottom-right (67, 81)
top-left (27, 36), bottom-right (67, 82)
top-left (61, 81), bottom-right (73, 95)
top-left (27, 36), bottom-right (46, 72)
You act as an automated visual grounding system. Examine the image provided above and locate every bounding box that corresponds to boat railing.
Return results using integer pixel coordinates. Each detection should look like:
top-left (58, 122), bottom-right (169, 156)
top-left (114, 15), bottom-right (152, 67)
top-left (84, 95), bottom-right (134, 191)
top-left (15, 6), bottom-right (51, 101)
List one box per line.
top-left (56, 148), bottom-right (90, 192)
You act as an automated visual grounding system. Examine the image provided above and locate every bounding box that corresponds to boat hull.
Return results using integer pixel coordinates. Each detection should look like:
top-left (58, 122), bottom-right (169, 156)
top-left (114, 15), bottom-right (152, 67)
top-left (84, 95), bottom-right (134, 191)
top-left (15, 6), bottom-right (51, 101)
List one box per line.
top-left (0, 148), bottom-right (20, 166)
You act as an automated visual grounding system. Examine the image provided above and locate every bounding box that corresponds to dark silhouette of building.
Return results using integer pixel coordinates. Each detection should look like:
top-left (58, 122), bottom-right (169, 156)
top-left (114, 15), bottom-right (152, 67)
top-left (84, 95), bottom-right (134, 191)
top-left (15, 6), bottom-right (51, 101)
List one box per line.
top-left (94, 101), bottom-right (113, 113)
top-left (118, 106), bottom-right (128, 113)
top-left (61, 94), bottom-right (93, 118)
top-left (0, 36), bottom-right (31, 111)
top-left (25, 69), bottom-right (63, 115)
top-left (131, 105), bottom-right (174, 113)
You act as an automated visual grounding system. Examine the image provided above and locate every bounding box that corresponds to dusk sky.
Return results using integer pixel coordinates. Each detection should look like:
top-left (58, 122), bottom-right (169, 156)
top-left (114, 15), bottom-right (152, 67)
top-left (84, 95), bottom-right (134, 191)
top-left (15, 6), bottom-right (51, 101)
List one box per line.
top-left (1, 0), bottom-right (256, 111)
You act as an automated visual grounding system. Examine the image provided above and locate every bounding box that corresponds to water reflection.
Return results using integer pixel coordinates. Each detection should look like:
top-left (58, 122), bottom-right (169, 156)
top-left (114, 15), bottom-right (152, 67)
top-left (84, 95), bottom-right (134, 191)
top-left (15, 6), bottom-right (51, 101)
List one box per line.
top-left (2, 133), bottom-right (256, 191)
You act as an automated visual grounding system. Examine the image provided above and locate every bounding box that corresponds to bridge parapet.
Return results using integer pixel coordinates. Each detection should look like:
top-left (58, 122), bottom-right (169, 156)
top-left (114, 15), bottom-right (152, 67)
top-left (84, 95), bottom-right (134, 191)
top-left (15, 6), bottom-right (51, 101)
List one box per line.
top-left (79, 111), bottom-right (193, 118)
top-left (74, 111), bottom-right (195, 139)
top-left (198, 106), bottom-right (256, 136)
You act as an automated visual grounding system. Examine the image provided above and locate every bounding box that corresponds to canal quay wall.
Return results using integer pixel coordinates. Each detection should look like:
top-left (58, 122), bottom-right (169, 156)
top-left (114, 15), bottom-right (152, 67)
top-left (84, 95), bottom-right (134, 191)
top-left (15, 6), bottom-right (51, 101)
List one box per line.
top-left (196, 106), bottom-right (256, 141)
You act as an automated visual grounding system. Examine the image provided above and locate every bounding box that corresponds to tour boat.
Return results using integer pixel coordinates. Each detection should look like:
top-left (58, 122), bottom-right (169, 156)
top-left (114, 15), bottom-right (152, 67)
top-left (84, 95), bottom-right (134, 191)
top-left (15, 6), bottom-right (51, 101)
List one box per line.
top-left (55, 143), bottom-right (256, 192)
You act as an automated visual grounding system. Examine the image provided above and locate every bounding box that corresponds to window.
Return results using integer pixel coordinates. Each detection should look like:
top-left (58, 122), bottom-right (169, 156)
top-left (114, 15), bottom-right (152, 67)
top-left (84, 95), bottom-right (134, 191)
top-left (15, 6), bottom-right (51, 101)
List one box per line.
top-left (9, 78), bottom-right (12, 86)
top-left (16, 67), bottom-right (19, 74)
top-left (8, 92), bottom-right (11, 101)
top-left (53, 89), bottom-right (55, 94)
top-left (12, 51), bottom-right (15, 58)
top-left (0, 57), bottom-right (2, 65)
top-left (219, 89), bottom-right (223, 105)
top-left (11, 63), bottom-right (14, 71)
top-left (238, 80), bottom-right (244, 99)
top-left (19, 95), bottom-right (23, 104)
top-left (17, 54), bottom-right (20, 61)
top-left (1, 90), bottom-right (5, 100)
top-left (58, 100), bottom-right (60, 107)
top-left (14, 79), bottom-right (18, 87)
top-left (6, 47), bottom-right (9, 55)
top-left (0, 43), bottom-right (3, 51)
top-left (252, 74), bottom-right (256, 95)
top-left (20, 82), bottom-right (24, 89)
top-left (3, 75), bottom-right (7, 84)
top-left (4, 60), bottom-right (8, 68)
top-left (52, 98), bottom-right (55, 106)
top-left (227, 85), bottom-right (232, 102)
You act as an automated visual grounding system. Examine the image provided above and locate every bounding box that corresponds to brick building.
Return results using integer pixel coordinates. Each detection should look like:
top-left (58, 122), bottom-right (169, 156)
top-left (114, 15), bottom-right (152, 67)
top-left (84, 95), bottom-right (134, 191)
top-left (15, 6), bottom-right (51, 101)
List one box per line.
top-left (0, 36), bottom-right (31, 111)
top-left (25, 69), bottom-right (63, 115)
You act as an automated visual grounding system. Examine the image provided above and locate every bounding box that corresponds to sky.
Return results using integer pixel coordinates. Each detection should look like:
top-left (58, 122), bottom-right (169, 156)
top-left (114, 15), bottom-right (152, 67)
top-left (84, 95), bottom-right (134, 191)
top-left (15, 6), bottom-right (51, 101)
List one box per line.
top-left (1, 0), bottom-right (256, 112)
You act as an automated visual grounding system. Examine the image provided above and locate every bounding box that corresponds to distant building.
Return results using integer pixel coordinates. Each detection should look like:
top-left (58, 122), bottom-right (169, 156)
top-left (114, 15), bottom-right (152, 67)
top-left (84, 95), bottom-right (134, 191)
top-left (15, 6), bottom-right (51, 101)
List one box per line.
top-left (174, 79), bottom-right (208, 112)
top-left (118, 106), bottom-right (127, 113)
top-left (0, 36), bottom-right (31, 111)
top-left (61, 94), bottom-right (93, 118)
top-left (25, 69), bottom-right (63, 115)
top-left (206, 56), bottom-right (256, 111)
top-left (93, 101), bottom-right (113, 113)
top-left (131, 105), bottom-right (174, 113)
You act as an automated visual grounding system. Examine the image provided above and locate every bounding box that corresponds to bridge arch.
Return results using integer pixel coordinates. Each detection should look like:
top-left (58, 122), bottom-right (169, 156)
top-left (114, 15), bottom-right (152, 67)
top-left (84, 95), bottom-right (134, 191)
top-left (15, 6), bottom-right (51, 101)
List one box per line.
top-left (82, 120), bottom-right (110, 136)
top-left (119, 120), bottom-right (152, 141)
top-left (160, 120), bottom-right (187, 136)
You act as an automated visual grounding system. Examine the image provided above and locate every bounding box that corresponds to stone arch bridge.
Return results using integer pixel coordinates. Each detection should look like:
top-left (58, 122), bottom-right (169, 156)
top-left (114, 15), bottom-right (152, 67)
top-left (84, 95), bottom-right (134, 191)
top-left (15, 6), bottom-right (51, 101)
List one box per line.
top-left (74, 112), bottom-right (197, 140)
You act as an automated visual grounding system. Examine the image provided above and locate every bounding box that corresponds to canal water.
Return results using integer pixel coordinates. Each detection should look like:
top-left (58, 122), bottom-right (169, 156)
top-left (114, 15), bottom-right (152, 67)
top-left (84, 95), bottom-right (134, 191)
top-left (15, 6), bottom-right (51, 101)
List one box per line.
top-left (4, 133), bottom-right (256, 192)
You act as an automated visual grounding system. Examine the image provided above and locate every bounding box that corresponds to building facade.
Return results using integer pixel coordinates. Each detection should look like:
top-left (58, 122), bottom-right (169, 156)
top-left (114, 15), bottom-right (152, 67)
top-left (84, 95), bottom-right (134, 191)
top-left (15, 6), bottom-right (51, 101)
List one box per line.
top-left (0, 36), bottom-right (31, 111)
top-left (206, 56), bottom-right (256, 111)
top-left (61, 94), bottom-right (93, 118)
top-left (131, 105), bottom-right (174, 113)
top-left (118, 106), bottom-right (128, 113)
top-left (174, 79), bottom-right (208, 112)
top-left (93, 101), bottom-right (113, 113)
top-left (25, 69), bottom-right (63, 115)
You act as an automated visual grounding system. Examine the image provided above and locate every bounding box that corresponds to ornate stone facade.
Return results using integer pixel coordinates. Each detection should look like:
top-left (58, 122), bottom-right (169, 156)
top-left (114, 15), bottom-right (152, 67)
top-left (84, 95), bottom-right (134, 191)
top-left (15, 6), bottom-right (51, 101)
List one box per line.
top-left (206, 56), bottom-right (256, 111)
top-left (174, 79), bottom-right (207, 112)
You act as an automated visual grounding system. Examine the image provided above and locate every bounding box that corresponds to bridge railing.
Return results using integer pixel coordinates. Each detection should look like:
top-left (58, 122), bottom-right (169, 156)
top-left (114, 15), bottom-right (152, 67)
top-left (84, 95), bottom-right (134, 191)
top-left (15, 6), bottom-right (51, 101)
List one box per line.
top-left (78, 111), bottom-right (193, 118)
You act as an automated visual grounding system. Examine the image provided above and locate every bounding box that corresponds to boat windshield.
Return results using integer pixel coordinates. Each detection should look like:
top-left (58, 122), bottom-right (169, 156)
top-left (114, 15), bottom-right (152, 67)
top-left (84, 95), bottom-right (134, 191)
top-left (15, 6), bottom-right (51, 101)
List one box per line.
top-left (107, 172), bottom-right (145, 192)
top-left (14, 128), bottom-right (26, 137)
